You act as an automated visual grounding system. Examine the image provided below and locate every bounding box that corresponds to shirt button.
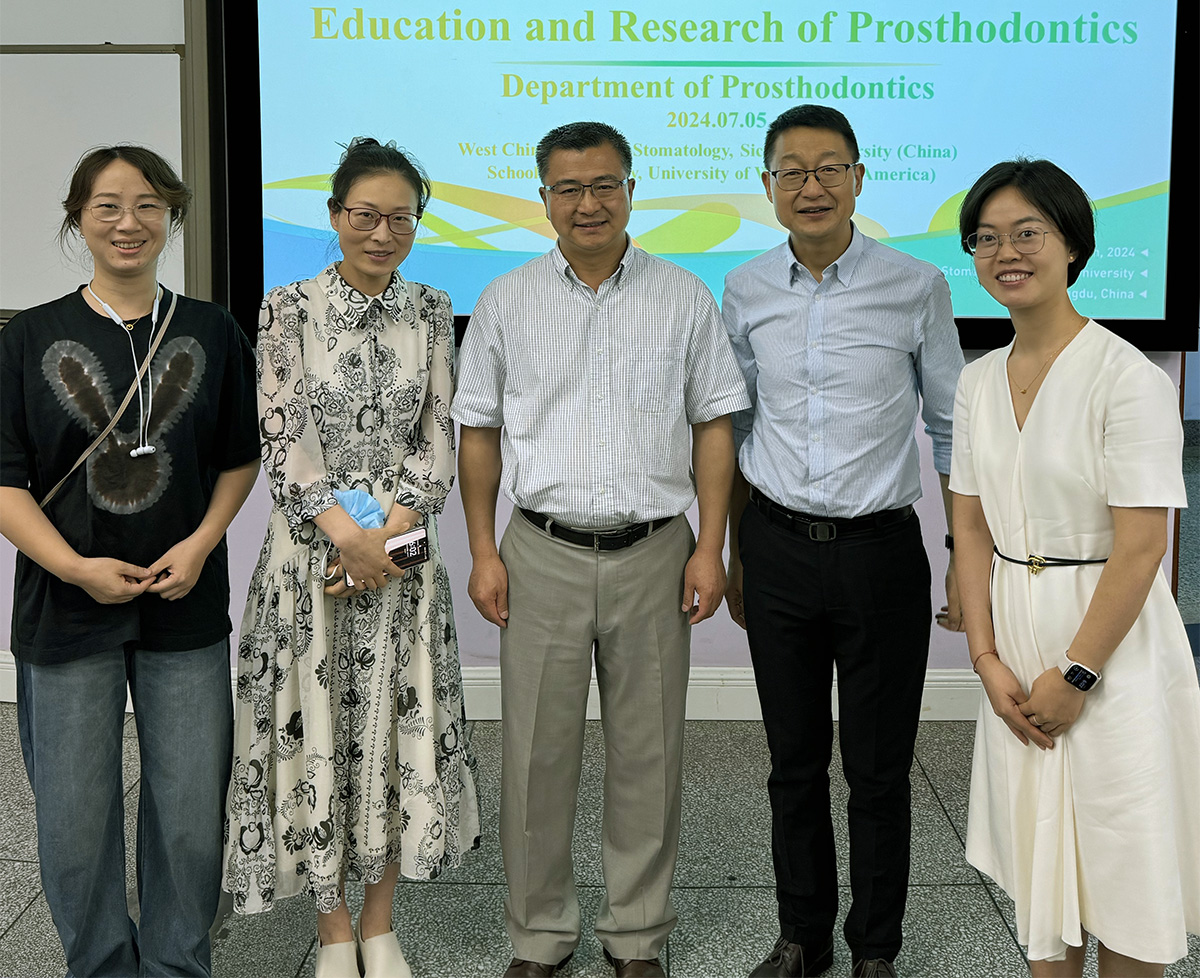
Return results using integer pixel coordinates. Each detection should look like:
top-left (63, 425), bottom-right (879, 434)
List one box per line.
top-left (810, 387), bottom-right (818, 395)
top-left (597, 488), bottom-right (606, 495)
top-left (813, 434), bottom-right (822, 443)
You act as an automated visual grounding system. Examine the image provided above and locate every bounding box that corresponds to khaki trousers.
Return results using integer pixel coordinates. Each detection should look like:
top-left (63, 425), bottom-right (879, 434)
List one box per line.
top-left (498, 511), bottom-right (693, 963)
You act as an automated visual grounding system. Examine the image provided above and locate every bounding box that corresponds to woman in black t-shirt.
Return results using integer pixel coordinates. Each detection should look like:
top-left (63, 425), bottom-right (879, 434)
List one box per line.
top-left (0, 145), bottom-right (260, 977)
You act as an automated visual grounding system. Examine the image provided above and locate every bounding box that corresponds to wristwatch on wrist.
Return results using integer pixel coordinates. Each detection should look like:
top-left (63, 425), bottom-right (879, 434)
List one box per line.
top-left (1059, 651), bottom-right (1101, 691)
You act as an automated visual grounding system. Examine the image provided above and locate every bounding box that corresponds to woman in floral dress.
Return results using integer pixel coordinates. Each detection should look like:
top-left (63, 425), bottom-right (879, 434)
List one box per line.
top-left (223, 137), bottom-right (480, 978)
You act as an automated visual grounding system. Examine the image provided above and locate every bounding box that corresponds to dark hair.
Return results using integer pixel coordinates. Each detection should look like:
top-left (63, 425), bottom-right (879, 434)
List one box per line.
top-left (535, 122), bottom-right (633, 183)
top-left (958, 158), bottom-right (1095, 286)
top-left (59, 145), bottom-right (190, 246)
top-left (328, 137), bottom-right (432, 216)
top-left (763, 105), bottom-right (860, 170)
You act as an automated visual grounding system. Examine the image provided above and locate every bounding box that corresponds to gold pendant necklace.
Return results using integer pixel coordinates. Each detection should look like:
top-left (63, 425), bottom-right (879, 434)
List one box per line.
top-left (1008, 317), bottom-right (1087, 395)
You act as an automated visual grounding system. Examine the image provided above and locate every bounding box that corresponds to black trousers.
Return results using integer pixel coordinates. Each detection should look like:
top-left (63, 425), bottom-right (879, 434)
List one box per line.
top-left (740, 498), bottom-right (931, 961)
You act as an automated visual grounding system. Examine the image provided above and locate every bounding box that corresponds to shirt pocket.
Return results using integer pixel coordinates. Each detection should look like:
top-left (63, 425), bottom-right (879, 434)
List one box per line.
top-left (627, 354), bottom-right (684, 414)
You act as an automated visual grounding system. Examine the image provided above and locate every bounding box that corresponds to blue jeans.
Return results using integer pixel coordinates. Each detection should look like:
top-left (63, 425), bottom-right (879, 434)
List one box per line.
top-left (17, 642), bottom-right (233, 978)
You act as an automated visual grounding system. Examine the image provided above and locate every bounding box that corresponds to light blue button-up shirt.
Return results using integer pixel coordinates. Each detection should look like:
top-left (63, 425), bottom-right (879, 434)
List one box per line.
top-left (453, 242), bottom-right (750, 528)
top-left (722, 228), bottom-right (964, 519)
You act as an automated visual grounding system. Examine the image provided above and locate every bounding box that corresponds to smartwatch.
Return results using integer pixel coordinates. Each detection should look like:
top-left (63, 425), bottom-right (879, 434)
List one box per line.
top-left (1059, 651), bottom-right (1101, 692)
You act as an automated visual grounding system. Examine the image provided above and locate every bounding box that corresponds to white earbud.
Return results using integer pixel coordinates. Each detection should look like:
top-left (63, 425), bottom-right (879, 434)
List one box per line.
top-left (88, 283), bottom-right (162, 459)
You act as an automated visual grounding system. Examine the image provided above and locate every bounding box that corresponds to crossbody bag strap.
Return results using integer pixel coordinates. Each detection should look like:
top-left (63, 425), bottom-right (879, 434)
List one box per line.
top-left (38, 291), bottom-right (179, 509)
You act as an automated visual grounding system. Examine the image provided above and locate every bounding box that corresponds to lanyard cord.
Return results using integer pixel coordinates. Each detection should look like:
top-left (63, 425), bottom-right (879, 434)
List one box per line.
top-left (86, 283), bottom-right (161, 457)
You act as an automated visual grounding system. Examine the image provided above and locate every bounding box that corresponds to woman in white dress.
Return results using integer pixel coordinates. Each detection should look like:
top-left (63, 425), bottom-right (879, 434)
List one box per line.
top-left (950, 158), bottom-right (1200, 977)
top-left (223, 138), bottom-right (480, 978)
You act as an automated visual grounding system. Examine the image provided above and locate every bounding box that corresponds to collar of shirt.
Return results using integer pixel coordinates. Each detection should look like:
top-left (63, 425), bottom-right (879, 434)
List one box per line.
top-left (548, 237), bottom-right (641, 293)
top-left (319, 264), bottom-right (408, 330)
top-left (785, 224), bottom-right (866, 290)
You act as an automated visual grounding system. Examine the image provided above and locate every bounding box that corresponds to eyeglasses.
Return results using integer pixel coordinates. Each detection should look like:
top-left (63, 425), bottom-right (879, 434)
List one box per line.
top-left (767, 164), bottom-right (857, 191)
top-left (965, 228), bottom-right (1057, 257)
top-left (543, 179), bottom-right (629, 202)
top-left (87, 202), bottom-right (169, 223)
top-left (342, 207), bottom-right (420, 235)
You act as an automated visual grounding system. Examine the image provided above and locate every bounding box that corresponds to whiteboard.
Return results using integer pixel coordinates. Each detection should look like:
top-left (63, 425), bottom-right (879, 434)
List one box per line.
top-left (0, 53), bottom-right (184, 311)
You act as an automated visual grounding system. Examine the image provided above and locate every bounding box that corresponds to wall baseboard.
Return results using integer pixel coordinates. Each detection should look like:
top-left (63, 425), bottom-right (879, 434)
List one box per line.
top-left (0, 653), bottom-right (982, 721)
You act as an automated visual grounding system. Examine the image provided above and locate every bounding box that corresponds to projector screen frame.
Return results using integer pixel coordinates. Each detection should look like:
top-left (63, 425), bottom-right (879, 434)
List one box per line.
top-left (212, 2), bottom-right (1196, 352)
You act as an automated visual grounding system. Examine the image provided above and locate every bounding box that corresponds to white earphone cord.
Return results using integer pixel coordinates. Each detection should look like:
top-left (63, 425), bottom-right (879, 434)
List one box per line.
top-left (86, 284), bottom-right (161, 457)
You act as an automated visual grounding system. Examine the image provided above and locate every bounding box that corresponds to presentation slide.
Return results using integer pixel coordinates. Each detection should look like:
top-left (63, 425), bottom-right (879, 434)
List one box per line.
top-left (258, 2), bottom-right (1177, 320)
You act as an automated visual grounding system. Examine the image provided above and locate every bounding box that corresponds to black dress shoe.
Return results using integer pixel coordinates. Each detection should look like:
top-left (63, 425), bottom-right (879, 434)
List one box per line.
top-left (603, 947), bottom-right (665, 976)
top-left (749, 935), bottom-right (834, 977)
top-left (849, 959), bottom-right (896, 978)
top-left (503, 952), bottom-right (573, 977)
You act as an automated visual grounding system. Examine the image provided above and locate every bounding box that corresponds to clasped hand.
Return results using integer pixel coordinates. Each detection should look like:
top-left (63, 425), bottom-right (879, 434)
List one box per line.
top-left (1017, 667), bottom-right (1086, 739)
top-left (325, 507), bottom-right (420, 596)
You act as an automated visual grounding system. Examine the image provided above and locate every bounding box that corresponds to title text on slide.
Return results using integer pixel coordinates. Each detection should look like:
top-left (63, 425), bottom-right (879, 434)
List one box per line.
top-left (309, 9), bottom-right (1139, 45)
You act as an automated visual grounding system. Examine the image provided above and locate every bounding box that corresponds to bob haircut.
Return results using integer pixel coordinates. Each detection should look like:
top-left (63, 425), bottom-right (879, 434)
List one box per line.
top-left (328, 137), bottom-right (432, 216)
top-left (535, 121), bottom-right (633, 184)
top-left (959, 158), bottom-right (1095, 287)
top-left (763, 104), bottom-right (860, 171)
top-left (59, 145), bottom-right (191, 247)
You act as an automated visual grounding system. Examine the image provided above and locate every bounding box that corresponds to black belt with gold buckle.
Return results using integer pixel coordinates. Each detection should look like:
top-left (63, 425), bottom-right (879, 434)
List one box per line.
top-left (993, 546), bottom-right (1108, 576)
top-left (520, 508), bottom-right (673, 551)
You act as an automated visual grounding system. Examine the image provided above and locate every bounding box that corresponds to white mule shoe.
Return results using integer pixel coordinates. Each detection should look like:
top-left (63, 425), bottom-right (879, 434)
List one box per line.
top-left (315, 936), bottom-right (361, 978)
top-left (355, 919), bottom-right (413, 978)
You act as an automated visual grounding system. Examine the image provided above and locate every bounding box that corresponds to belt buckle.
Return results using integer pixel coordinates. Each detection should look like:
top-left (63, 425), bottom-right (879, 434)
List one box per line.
top-left (1027, 554), bottom-right (1046, 576)
top-left (809, 522), bottom-right (836, 542)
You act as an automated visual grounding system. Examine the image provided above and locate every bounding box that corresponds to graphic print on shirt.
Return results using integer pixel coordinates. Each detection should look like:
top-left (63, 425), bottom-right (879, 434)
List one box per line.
top-left (41, 336), bottom-right (206, 513)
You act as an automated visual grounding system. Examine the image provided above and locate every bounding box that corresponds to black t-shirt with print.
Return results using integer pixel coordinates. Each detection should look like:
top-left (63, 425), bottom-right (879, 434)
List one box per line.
top-left (0, 286), bottom-right (261, 664)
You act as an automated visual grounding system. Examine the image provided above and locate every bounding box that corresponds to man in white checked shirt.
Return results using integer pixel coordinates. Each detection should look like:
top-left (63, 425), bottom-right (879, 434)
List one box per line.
top-left (723, 106), bottom-right (964, 978)
top-left (453, 121), bottom-right (750, 978)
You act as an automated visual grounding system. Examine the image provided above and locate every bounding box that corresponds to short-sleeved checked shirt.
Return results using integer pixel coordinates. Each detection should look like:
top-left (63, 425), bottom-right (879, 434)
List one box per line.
top-left (452, 241), bottom-right (750, 529)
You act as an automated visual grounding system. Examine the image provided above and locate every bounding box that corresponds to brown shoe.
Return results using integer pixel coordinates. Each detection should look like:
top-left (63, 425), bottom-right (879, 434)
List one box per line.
top-left (749, 935), bottom-right (834, 977)
top-left (849, 960), bottom-right (896, 978)
top-left (503, 953), bottom-right (573, 977)
top-left (602, 948), bottom-right (665, 977)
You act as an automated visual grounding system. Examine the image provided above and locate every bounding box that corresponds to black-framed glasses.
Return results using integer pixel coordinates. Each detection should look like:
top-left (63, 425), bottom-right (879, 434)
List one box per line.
top-left (543, 178), bottom-right (629, 202)
top-left (965, 228), bottom-right (1057, 257)
top-left (342, 206), bottom-right (420, 235)
top-left (767, 164), bottom-right (857, 191)
top-left (88, 201), bottom-right (169, 224)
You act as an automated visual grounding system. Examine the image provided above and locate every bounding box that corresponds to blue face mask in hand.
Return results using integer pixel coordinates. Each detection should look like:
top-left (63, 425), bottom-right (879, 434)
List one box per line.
top-left (332, 489), bottom-right (386, 529)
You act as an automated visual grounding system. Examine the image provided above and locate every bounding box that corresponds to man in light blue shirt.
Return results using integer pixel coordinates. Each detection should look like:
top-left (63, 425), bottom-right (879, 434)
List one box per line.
top-left (722, 105), bottom-right (965, 978)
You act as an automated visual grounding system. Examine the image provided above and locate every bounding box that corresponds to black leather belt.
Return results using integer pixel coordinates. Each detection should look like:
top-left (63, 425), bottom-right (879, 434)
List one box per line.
top-left (749, 487), bottom-right (913, 542)
top-left (519, 508), bottom-right (674, 551)
top-left (993, 546), bottom-right (1108, 577)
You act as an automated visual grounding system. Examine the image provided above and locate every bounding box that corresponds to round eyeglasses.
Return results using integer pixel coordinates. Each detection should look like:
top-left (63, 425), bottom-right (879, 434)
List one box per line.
top-left (87, 202), bottom-right (169, 224)
top-left (965, 228), bottom-right (1057, 258)
top-left (766, 164), bottom-right (857, 191)
top-left (342, 207), bottom-right (420, 235)
top-left (543, 179), bottom-right (629, 202)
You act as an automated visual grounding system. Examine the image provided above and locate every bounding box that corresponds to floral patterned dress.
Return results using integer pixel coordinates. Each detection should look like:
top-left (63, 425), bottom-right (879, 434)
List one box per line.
top-left (223, 265), bottom-right (480, 914)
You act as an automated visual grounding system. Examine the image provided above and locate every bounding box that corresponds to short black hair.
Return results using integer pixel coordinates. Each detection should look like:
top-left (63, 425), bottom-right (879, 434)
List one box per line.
top-left (535, 122), bottom-right (633, 183)
top-left (958, 158), bottom-right (1095, 286)
top-left (763, 105), bottom-right (860, 171)
top-left (328, 136), bottom-right (432, 216)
